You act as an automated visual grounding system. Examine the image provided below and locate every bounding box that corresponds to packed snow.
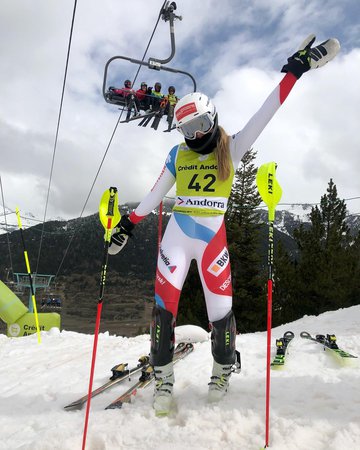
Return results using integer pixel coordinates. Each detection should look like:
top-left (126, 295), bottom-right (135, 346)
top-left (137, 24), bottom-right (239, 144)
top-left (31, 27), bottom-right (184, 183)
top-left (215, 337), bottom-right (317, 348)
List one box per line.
top-left (1, 306), bottom-right (359, 450)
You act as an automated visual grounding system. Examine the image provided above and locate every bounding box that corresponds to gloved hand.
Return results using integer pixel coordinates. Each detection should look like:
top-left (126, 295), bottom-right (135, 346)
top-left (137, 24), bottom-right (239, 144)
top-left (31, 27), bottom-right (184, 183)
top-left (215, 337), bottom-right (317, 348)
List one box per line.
top-left (108, 215), bottom-right (135, 255)
top-left (281, 34), bottom-right (340, 79)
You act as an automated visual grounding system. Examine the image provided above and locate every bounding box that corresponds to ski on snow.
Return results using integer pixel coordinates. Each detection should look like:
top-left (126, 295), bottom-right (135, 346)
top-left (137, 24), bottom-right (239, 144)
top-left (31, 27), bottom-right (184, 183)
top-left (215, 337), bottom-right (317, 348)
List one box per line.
top-left (64, 356), bottom-right (150, 411)
top-left (300, 331), bottom-right (358, 360)
top-left (270, 331), bottom-right (295, 369)
top-left (105, 342), bottom-right (194, 410)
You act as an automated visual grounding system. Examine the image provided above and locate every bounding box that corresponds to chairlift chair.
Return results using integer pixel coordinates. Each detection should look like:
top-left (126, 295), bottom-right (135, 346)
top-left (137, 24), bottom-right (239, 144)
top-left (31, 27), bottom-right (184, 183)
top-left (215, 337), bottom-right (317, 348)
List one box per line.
top-left (102, 2), bottom-right (197, 131)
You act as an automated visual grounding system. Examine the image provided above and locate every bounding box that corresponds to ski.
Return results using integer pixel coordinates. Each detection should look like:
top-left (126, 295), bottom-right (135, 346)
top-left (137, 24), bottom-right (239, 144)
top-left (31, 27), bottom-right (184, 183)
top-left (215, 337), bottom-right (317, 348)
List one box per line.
top-left (270, 331), bottom-right (295, 369)
top-left (300, 331), bottom-right (358, 360)
top-left (151, 108), bottom-right (166, 130)
top-left (138, 112), bottom-right (156, 127)
top-left (105, 342), bottom-right (194, 410)
top-left (120, 111), bottom-right (155, 124)
top-left (64, 355), bottom-right (150, 411)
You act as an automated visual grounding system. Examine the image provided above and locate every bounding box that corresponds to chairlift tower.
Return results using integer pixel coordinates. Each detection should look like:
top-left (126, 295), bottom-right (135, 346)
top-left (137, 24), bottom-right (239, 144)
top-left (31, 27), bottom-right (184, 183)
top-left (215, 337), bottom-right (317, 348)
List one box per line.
top-left (13, 273), bottom-right (54, 312)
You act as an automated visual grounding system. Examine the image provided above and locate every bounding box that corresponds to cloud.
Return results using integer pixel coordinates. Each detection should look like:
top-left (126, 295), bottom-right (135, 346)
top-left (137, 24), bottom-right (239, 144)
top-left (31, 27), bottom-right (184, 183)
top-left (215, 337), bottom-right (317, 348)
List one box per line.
top-left (0, 0), bottom-right (359, 224)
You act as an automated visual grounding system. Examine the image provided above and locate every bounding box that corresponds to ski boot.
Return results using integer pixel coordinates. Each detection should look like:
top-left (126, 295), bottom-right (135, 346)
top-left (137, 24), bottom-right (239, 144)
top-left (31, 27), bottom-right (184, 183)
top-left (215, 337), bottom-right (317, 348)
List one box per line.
top-left (150, 305), bottom-right (175, 415)
top-left (208, 310), bottom-right (237, 403)
top-left (153, 361), bottom-right (175, 415)
top-left (208, 360), bottom-right (234, 403)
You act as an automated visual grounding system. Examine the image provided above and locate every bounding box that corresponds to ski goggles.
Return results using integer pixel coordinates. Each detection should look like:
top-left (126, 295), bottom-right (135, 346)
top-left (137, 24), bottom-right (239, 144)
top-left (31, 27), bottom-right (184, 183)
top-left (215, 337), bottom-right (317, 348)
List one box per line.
top-left (178, 113), bottom-right (214, 140)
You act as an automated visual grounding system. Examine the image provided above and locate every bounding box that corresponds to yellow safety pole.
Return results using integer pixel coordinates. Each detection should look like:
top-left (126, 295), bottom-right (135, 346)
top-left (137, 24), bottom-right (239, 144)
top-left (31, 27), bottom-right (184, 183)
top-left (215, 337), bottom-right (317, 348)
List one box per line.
top-left (15, 207), bottom-right (42, 344)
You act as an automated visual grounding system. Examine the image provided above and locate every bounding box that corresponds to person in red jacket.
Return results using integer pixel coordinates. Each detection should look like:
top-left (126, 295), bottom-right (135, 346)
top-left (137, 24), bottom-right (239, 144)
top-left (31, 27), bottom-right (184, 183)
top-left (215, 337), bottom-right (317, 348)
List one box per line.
top-left (136, 82), bottom-right (152, 111)
top-left (112, 80), bottom-right (141, 119)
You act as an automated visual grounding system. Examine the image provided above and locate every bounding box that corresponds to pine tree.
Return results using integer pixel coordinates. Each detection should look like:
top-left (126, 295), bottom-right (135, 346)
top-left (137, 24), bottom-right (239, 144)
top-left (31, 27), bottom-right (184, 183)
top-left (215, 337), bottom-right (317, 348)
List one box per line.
top-left (347, 231), bottom-right (360, 306)
top-left (226, 149), bottom-right (265, 332)
top-left (293, 179), bottom-right (353, 315)
top-left (272, 240), bottom-right (299, 325)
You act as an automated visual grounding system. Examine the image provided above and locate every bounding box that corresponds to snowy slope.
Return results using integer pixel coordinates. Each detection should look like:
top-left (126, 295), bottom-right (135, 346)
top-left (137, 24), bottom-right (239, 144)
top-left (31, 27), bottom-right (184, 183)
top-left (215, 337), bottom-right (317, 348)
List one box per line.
top-left (0, 306), bottom-right (359, 450)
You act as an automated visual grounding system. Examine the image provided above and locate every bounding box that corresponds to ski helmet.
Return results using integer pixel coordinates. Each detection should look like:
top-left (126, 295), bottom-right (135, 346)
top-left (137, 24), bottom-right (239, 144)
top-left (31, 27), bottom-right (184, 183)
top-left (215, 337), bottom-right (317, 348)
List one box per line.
top-left (141, 82), bottom-right (147, 87)
top-left (168, 86), bottom-right (175, 93)
top-left (174, 92), bottom-right (217, 140)
top-left (155, 82), bottom-right (162, 90)
top-left (124, 79), bottom-right (132, 88)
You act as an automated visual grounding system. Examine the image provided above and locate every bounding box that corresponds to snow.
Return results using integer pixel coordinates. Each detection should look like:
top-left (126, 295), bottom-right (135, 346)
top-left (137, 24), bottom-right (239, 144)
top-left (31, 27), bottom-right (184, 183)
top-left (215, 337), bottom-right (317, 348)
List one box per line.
top-left (1, 306), bottom-right (359, 450)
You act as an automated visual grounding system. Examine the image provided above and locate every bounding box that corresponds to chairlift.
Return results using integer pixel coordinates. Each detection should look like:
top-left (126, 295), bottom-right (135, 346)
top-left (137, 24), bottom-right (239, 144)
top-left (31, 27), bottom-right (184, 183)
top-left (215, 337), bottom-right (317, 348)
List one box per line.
top-left (102, 1), bottom-right (197, 132)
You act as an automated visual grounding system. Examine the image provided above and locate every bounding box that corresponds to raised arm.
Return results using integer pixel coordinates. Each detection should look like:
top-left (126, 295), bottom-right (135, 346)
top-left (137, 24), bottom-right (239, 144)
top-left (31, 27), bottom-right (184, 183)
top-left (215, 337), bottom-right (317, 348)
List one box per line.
top-left (231, 34), bottom-right (340, 166)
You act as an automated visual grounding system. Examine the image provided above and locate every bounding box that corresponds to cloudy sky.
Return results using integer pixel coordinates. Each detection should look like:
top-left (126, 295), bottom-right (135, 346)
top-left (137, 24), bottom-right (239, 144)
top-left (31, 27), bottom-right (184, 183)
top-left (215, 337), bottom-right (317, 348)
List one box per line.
top-left (0, 0), bottom-right (359, 226)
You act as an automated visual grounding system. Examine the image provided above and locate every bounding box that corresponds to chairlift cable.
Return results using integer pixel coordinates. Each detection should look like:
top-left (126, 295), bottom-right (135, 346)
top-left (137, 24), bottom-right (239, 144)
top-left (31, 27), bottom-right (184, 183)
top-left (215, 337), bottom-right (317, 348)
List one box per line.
top-left (34, 0), bottom-right (78, 276)
top-left (53, 0), bottom-right (168, 280)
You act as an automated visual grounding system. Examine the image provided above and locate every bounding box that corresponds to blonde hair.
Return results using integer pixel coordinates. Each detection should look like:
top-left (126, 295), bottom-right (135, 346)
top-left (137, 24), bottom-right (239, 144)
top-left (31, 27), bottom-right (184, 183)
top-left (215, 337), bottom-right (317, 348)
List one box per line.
top-left (214, 126), bottom-right (231, 181)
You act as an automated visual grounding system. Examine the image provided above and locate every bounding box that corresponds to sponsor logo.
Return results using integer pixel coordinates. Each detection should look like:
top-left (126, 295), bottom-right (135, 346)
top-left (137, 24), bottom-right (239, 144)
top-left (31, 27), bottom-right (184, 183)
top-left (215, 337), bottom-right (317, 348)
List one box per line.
top-left (8, 323), bottom-right (20, 337)
top-left (156, 273), bottom-right (166, 285)
top-left (219, 274), bottom-right (231, 291)
top-left (207, 247), bottom-right (230, 277)
top-left (177, 163), bottom-right (217, 171)
top-left (159, 247), bottom-right (170, 266)
top-left (268, 172), bottom-right (273, 194)
top-left (159, 248), bottom-right (177, 273)
top-left (175, 102), bottom-right (197, 121)
top-left (176, 197), bottom-right (225, 209)
top-left (178, 164), bottom-right (198, 171)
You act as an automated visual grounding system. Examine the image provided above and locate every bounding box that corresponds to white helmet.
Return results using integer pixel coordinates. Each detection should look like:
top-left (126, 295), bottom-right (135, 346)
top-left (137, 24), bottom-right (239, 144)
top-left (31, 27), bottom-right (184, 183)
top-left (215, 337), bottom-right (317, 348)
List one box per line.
top-left (174, 92), bottom-right (217, 140)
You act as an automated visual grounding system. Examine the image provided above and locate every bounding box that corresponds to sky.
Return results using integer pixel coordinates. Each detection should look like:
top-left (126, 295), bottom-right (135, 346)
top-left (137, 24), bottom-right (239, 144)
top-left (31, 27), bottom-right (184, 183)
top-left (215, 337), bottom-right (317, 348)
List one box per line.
top-left (0, 306), bottom-right (359, 449)
top-left (0, 0), bottom-right (360, 226)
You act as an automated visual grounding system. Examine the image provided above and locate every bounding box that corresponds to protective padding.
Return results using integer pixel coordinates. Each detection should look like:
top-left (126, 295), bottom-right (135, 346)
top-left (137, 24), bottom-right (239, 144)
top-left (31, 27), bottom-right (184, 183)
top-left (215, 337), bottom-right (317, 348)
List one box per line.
top-left (150, 305), bottom-right (175, 366)
top-left (211, 310), bottom-right (236, 364)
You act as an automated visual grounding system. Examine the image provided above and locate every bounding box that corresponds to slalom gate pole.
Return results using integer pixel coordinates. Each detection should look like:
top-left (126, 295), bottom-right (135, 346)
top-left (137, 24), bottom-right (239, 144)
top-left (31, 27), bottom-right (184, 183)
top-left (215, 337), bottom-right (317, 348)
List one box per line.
top-left (256, 163), bottom-right (282, 449)
top-left (15, 207), bottom-right (42, 344)
top-left (82, 187), bottom-right (120, 450)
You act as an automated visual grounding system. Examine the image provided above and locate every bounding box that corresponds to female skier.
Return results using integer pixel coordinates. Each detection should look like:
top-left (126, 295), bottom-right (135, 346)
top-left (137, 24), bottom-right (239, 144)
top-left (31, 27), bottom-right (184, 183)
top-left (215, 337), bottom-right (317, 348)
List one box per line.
top-left (108, 35), bottom-right (340, 414)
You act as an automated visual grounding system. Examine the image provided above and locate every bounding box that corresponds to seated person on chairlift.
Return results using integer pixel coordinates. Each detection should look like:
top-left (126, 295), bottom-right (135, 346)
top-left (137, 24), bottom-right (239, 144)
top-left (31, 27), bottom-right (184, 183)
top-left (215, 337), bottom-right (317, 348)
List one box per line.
top-left (136, 82), bottom-right (152, 112)
top-left (112, 79), bottom-right (141, 118)
top-left (164, 85), bottom-right (179, 129)
top-left (150, 82), bottom-right (164, 111)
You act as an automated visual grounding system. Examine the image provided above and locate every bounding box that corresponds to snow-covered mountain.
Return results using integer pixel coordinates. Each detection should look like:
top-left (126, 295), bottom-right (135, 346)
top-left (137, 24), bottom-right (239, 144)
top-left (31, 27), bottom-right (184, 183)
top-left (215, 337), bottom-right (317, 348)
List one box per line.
top-left (3, 202), bottom-right (359, 238)
top-left (0, 306), bottom-right (359, 450)
top-left (0, 208), bottom-right (36, 234)
top-left (258, 203), bottom-right (360, 237)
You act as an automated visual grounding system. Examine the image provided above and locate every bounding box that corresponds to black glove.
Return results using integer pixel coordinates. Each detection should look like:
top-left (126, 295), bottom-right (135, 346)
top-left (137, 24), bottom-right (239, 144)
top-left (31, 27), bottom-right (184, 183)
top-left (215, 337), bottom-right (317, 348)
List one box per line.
top-left (108, 215), bottom-right (135, 255)
top-left (282, 34), bottom-right (340, 79)
top-left (281, 35), bottom-right (315, 78)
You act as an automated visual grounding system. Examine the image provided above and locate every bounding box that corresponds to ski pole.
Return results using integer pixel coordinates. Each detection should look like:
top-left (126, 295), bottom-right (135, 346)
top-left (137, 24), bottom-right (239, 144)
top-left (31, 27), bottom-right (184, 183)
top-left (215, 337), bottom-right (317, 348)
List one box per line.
top-left (15, 207), bottom-right (42, 344)
top-left (256, 163), bottom-right (282, 449)
top-left (82, 187), bottom-right (120, 450)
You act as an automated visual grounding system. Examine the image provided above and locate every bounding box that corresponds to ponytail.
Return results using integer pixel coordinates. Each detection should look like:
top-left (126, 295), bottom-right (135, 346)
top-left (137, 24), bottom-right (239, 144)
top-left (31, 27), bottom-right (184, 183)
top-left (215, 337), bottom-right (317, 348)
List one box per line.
top-left (215, 126), bottom-right (231, 181)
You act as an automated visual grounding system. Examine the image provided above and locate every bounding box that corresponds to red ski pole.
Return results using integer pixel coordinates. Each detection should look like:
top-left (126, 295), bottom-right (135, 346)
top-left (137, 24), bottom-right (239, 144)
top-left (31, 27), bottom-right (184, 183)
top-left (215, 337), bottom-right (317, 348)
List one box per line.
top-left (256, 163), bottom-right (282, 449)
top-left (82, 187), bottom-right (120, 450)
